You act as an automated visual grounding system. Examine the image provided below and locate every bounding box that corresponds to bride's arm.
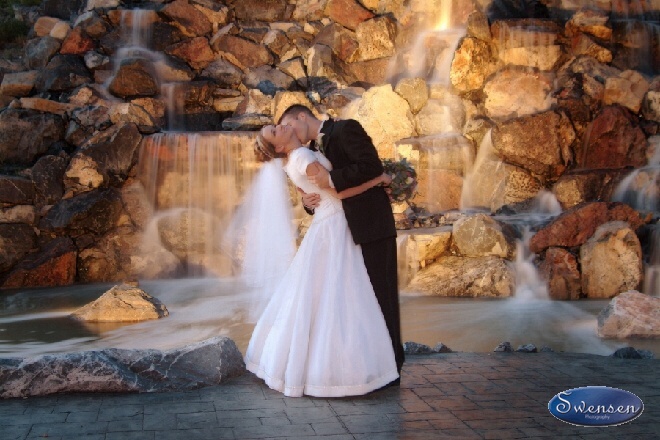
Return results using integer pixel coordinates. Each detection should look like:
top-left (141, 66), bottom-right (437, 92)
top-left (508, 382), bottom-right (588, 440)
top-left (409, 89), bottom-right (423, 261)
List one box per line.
top-left (306, 162), bottom-right (391, 200)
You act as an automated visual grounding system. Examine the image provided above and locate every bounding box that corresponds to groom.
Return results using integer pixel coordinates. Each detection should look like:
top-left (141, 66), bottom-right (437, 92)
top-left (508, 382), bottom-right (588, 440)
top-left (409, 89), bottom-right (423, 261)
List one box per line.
top-left (278, 105), bottom-right (405, 376)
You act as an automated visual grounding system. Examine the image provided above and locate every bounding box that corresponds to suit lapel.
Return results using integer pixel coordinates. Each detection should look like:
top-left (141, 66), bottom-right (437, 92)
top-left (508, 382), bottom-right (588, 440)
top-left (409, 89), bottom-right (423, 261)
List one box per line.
top-left (320, 119), bottom-right (335, 155)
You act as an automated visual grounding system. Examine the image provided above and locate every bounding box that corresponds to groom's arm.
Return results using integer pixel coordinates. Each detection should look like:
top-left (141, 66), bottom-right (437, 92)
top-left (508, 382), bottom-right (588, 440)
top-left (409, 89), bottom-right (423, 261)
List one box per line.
top-left (328, 120), bottom-right (384, 193)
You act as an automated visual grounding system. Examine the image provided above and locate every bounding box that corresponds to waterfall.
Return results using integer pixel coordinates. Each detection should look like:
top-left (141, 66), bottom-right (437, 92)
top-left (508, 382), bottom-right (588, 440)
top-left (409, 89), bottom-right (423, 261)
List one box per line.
top-left (136, 132), bottom-right (261, 278)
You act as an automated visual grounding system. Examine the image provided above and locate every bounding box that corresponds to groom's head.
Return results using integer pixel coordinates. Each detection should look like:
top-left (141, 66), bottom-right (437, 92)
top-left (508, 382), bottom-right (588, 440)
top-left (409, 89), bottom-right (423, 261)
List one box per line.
top-left (278, 105), bottom-right (320, 145)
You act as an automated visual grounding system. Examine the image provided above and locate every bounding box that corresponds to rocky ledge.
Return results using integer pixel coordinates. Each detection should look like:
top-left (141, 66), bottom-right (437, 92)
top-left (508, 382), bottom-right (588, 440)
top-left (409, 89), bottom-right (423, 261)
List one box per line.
top-left (0, 336), bottom-right (245, 399)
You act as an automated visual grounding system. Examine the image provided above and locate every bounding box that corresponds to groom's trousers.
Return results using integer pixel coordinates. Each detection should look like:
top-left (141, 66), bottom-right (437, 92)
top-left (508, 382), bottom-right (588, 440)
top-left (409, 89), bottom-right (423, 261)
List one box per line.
top-left (361, 237), bottom-right (405, 373)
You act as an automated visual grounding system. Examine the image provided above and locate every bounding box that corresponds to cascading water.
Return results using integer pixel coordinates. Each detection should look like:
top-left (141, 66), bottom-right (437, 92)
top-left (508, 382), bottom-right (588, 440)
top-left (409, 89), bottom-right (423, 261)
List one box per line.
top-left (613, 136), bottom-right (660, 295)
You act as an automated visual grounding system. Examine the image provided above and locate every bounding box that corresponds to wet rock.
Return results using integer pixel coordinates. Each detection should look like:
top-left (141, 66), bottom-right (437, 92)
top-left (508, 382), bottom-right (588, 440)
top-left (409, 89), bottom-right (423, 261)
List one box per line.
top-left (34, 16), bottom-right (64, 37)
top-left (407, 255), bottom-right (514, 297)
top-left (71, 283), bottom-right (168, 322)
top-left (530, 202), bottom-right (650, 253)
top-left (0, 224), bottom-right (37, 272)
top-left (342, 84), bottom-right (414, 157)
top-left (18, 98), bottom-right (75, 116)
top-left (551, 170), bottom-right (625, 209)
top-left (40, 188), bottom-right (124, 236)
top-left (467, 10), bottom-right (491, 41)
top-left (0, 336), bottom-right (245, 398)
top-left (539, 247), bottom-right (582, 300)
top-left (450, 36), bottom-right (498, 94)
top-left (32, 155), bottom-right (68, 206)
top-left (395, 77), bottom-right (428, 114)
top-left (108, 58), bottom-right (159, 99)
top-left (325, 0), bottom-right (374, 31)
top-left (453, 214), bottom-right (518, 259)
top-left (484, 67), bottom-right (555, 120)
top-left (580, 221), bottom-right (643, 299)
top-left (492, 110), bottom-right (574, 178)
top-left (212, 34), bottom-right (274, 70)
top-left (598, 290), bottom-right (660, 338)
top-left (166, 36), bottom-right (215, 70)
top-left (642, 78), bottom-right (660, 123)
top-left (397, 229), bottom-right (452, 285)
top-left (580, 106), bottom-right (648, 170)
top-left (161, 0), bottom-right (212, 37)
top-left (416, 98), bottom-right (464, 136)
top-left (24, 37), bottom-right (61, 69)
top-left (433, 343), bottom-right (452, 353)
top-left (121, 180), bottom-right (153, 230)
top-left (0, 71), bottom-right (39, 97)
top-left (109, 103), bottom-right (157, 133)
top-left (64, 123), bottom-right (142, 193)
top-left (60, 27), bottom-right (95, 55)
top-left (341, 58), bottom-right (390, 87)
top-left (313, 23), bottom-right (359, 63)
top-left (0, 109), bottom-right (65, 166)
top-left (604, 70), bottom-right (650, 114)
top-left (39, 55), bottom-right (92, 92)
top-left (1, 237), bottom-right (77, 288)
top-left (500, 44), bottom-right (562, 71)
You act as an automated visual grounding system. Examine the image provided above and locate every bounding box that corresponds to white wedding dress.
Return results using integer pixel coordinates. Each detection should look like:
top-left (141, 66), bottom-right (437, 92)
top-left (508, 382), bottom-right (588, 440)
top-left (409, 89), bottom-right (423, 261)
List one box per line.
top-left (244, 147), bottom-right (399, 397)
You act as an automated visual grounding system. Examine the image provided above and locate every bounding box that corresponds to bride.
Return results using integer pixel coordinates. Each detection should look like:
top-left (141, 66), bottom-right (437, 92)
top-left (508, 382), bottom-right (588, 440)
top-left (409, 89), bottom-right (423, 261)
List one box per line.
top-left (242, 124), bottom-right (399, 398)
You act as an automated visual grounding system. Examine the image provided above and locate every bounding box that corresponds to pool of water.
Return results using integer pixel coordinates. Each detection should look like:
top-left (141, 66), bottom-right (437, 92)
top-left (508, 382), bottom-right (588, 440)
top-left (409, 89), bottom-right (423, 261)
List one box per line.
top-left (1, 279), bottom-right (657, 358)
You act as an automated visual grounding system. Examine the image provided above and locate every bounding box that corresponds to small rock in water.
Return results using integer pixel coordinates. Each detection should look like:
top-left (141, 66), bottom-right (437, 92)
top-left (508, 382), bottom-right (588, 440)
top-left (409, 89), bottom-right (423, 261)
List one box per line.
top-left (539, 345), bottom-right (554, 352)
top-left (494, 341), bottom-right (513, 352)
top-left (516, 344), bottom-right (538, 353)
top-left (70, 283), bottom-right (168, 322)
top-left (433, 342), bottom-right (453, 353)
top-left (611, 347), bottom-right (654, 359)
top-left (403, 341), bottom-right (434, 354)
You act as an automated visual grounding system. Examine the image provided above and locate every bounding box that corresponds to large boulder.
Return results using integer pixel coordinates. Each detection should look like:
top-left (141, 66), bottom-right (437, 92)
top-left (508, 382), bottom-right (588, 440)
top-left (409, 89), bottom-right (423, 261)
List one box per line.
top-left (0, 336), bottom-right (245, 398)
top-left (580, 221), bottom-right (643, 299)
top-left (529, 202), bottom-right (650, 253)
top-left (407, 256), bottom-right (514, 297)
top-left (71, 283), bottom-right (168, 322)
top-left (598, 290), bottom-right (660, 338)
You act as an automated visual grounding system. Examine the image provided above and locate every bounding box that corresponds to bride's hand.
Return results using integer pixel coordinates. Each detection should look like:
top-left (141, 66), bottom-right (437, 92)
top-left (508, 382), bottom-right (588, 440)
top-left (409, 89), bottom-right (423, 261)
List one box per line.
top-left (381, 172), bottom-right (392, 186)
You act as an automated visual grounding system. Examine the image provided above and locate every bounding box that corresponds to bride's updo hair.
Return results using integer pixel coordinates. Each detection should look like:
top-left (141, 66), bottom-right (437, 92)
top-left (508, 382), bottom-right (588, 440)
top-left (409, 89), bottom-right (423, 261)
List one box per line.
top-left (254, 133), bottom-right (286, 162)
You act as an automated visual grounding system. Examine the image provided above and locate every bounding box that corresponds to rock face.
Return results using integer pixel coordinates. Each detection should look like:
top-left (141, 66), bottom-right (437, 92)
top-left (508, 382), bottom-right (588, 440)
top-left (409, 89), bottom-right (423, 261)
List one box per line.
top-left (71, 283), bottom-right (169, 322)
top-left (452, 214), bottom-right (517, 259)
top-left (598, 290), bottom-right (660, 338)
top-left (580, 221), bottom-right (643, 299)
top-left (0, 336), bottom-right (245, 398)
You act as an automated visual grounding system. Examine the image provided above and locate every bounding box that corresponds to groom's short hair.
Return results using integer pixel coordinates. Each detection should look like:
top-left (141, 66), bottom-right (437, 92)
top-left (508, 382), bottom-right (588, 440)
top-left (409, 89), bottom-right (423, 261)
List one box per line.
top-left (278, 104), bottom-right (315, 124)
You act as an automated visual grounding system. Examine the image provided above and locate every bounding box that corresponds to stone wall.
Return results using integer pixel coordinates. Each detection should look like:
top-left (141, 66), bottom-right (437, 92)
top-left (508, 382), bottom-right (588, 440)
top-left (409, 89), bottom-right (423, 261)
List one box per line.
top-left (0, 0), bottom-right (658, 292)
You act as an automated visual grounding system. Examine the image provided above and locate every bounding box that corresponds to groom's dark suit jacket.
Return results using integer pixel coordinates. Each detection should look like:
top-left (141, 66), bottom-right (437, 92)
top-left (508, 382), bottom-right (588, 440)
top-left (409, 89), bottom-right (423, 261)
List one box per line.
top-left (316, 119), bottom-right (396, 245)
